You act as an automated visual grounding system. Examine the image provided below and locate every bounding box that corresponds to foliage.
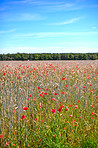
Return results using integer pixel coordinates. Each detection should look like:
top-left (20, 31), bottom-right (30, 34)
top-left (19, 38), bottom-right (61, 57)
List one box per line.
top-left (0, 53), bottom-right (98, 60)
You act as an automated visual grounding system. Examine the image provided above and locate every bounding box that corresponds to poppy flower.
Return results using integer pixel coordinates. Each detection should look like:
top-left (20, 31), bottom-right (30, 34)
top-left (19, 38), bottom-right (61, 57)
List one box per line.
top-left (91, 105), bottom-right (94, 108)
top-left (77, 100), bottom-right (80, 103)
top-left (38, 87), bottom-right (41, 89)
top-left (51, 98), bottom-right (55, 101)
top-left (39, 94), bottom-right (43, 97)
top-left (39, 104), bottom-right (41, 108)
top-left (58, 104), bottom-right (64, 112)
top-left (62, 92), bottom-right (65, 94)
top-left (62, 78), bottom-right (65, 80)
top-left (21, 115), bottom-right (25, 119)
top-left (65, 108), bottom-right (68, 111)
top-left (91, 112), bottom-right (95, 115)
top-left (44, 93), bottom-right (47, 95)
top-left (0, 135), bottom-right (3, 138)
top-left (29, 95), bottom-right (32, 97)
top-left (54, 93), bottom-right (57, 95)
top-left (75, 105), bottom-right (78, 108)
top-left (52, 109), bottom-right (55, 114)
top-left (23, 107), bottom-right (28, 110)
top-left (68, 105), bottom-right (71, 107)
top-left (6, 142), bottom-right (9, 145)
top-left (34, 117), bottom-right (38, 121)
top-left (69, 115), bottom-right (72, 117)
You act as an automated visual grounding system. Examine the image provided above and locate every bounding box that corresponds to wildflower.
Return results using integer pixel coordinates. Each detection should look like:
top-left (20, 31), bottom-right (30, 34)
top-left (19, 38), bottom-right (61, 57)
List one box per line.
top-left (38, 87), bottom-right (41, 89)
top-left (68, 105), bottom-right (71, 107)
top-left (65, 108), bottom-right (68, 111)
top-left (91, 105), bottom-right (94, 108)
top-left (53, 135), bottom-right (56, 137)
top-left (69, 115), bottom-right (72, 117)
top-left (52, 109), bottom-right (55, 114)
top-left (51, 98), bottom-right (55, 101)
top-left (75, 124), bottom-right (77, 127)
top-left (35, 117), bottom-right (38, 121)
top-left (39, 104), bottom-right (41, 108)
top-left (13, 110), bottom-right (16, 112)
top-left (29, 94), bottom-right (32, 97)
top-left (62, 92), bottom-right (65, 94)
top-left (91, 112), bottom-right (95, 115)
top-left (44, 93), bottom-right (47, 95)
top-left (21, 115), bottom-right (25, 119)
top-left (39, 94), bottom-right (43, 97)
top-left (62, 78), bottom-right (65, 80)
top-left (0, 135), bottom-right (3, 138)
top-left (6, 142), bottom-right (9, 145)
top-left (75, 105), bottom-right (78, 108)
top-left (23, 107), bottom-right (28, 110)
top-left (58, 104), bottom-right (64, 112)
top-left (54, 93), bottom-right (57, 95)
top-left (65, 85), bottom-right (67, 87)
top-left (77, 100), bottom-right (80, 103)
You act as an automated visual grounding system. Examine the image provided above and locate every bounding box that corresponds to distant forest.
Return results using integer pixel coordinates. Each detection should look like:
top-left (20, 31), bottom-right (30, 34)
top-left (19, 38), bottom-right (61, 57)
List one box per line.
top-left (0, 53), bottom-right (98, 60)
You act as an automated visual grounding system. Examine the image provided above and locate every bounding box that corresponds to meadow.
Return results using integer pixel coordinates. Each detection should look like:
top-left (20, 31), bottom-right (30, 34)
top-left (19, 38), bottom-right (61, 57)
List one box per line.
top-left (0, 60), bottom-right (98, 148)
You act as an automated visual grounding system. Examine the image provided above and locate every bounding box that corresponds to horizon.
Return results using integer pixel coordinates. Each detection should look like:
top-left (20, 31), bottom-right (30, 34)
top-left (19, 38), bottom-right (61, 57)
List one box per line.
top-left (0, 0), bottom-right (98, 54)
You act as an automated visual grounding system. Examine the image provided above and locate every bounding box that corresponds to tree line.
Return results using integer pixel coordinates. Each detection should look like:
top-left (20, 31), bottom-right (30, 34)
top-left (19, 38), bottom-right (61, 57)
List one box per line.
top-left (0, 53), bottom-right (98, 61)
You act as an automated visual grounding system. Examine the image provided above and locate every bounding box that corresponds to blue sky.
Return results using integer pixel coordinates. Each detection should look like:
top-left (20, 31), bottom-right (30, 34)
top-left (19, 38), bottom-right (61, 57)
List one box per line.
top-left (0, 0), bottom-right (98, 54)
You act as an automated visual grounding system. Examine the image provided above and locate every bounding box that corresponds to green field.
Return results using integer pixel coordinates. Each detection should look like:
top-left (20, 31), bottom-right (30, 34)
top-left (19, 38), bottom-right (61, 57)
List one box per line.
top-left (0, 61), bottom-right (98, 148)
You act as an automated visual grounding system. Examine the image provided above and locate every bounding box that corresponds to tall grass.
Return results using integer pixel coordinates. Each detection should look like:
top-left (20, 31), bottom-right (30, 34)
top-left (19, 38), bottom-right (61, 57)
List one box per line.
top-left (0, 61), bottom-right (98, 148)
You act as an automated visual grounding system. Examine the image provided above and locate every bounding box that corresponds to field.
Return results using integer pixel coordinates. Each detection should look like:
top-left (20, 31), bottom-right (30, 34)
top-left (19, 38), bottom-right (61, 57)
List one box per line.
top-left (0, 60), bottom-right (98, 148)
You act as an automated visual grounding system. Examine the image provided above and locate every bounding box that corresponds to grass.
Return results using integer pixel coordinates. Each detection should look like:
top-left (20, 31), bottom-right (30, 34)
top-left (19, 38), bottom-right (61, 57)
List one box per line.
top-left (0, 60), bottom-right (98, 148)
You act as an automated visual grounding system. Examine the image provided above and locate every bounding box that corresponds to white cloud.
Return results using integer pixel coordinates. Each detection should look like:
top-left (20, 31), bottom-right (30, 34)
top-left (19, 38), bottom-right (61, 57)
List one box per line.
top-left (47, 17), bottom-right (82, 25)
top-left (0, 29), bottom-right (16, 34)
top-left (6, 13), bottom-right (44, 21)
top-left (16, 31), bottom-right (98, 38)
top-left (92, 27), bottom-right (96, 29)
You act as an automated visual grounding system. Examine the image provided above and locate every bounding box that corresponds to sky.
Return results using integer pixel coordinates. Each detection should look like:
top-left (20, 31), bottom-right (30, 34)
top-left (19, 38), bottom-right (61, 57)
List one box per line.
top-left (0, 0), bottom-right (98, 54)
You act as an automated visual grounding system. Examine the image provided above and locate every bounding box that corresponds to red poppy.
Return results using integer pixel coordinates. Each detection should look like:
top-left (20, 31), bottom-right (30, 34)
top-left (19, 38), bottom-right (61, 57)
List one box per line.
top-left (91, 112), bottom-right (95, 115)
top-left (68, 105), bottom-right (71, 107)
top-left (65, 85), bottom-right (67, 87)
top-left (34, 117), bottom-right (38, 121)
top-left (62, 78), bottom-right (65, 80)
top-left (75, 105), bottom-right (78, 108)
top-left (0, 135), bottom-right (3, 138)
top-left (52, 109), bottom-right (55, 114)
top-left (54, 93), bottom-right (57, 95)
top-left (6, 142), bottom-right (9, 145)
top-left (29, 95), bottom-right (32, 97)
top-left (21, 115), bottom-right (25, 119)
top-left (51, 98), bottom-right (55, 101)
top-left (65, 108), bottom-right (68, 111)
top-left (69, 115), bottom-right (72, 117)
top-left (44, 93), bottom-right (47, 95)
top-left (58, 104), bottom-right (64, 112)
top-left (77, 100), bottom-right (80, 103)
top-left (62, 92), bottom-right (65, 94)
top-left (38, 87), bottom-right (41, 89)
top-left (39, 94), bottom-right (43, 97)
top-left (23, 107), bottom-right (28, 110)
